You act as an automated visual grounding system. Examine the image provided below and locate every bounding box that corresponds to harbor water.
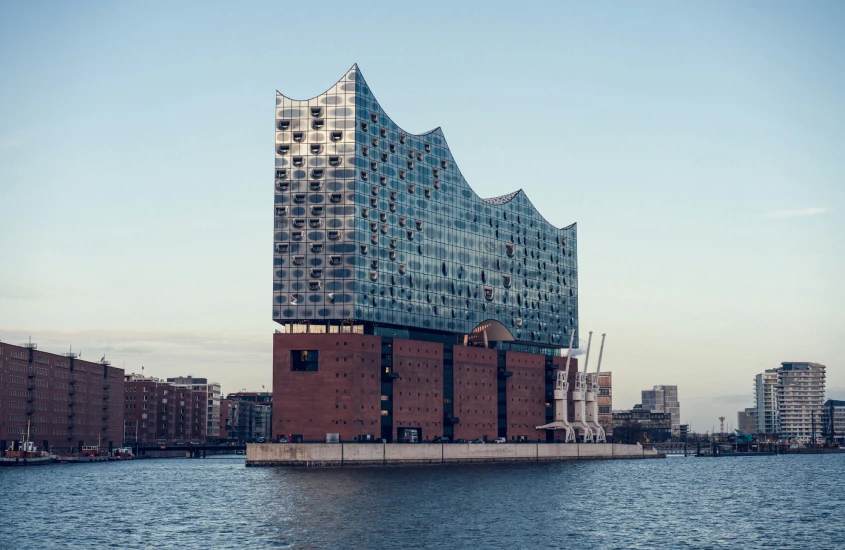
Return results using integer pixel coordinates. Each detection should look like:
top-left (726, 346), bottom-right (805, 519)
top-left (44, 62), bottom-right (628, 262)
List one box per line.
top-left (1, 453), bottom-right (843, 549)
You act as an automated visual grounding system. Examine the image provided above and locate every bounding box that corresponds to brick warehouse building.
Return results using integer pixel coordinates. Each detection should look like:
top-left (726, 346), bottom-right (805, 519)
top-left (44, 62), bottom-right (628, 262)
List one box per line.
top-left (123, 374), bottom-right (209, 445)
top-left (272, 66), bottom-right (590, 443)
top-left (0, 340), bottom-right (124, 452)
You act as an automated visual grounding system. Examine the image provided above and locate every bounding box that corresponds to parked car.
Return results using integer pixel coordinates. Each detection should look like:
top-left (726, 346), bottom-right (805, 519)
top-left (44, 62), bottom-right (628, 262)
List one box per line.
top-left (473, 439), bottom-right (485, 444)
top-left (455, 438), bottom-right (467, 444)
top-left (494, 437), bottom-right (506, 444)
top-left (257, 437), bottom-right (266, 443)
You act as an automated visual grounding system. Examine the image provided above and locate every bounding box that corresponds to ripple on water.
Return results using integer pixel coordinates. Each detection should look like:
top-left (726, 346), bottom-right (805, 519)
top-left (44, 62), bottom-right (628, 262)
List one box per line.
top-left (1, 454), bottom-right (843, 549)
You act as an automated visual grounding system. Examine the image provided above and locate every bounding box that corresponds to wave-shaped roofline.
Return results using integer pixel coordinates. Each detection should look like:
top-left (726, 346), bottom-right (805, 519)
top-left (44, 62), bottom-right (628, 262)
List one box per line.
top-left (277, 64), bottom-right (576, 232)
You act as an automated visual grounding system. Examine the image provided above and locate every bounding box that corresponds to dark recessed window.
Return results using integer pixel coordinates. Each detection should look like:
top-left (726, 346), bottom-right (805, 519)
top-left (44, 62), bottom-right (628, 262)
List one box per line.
top-left (293, 194), bottom-right (306, 203)
top-left (291, 350), bottom-right (319, 372)
top-left (310, 107), bottom-right (323, 118)
top-left (308, 218), bottom-right (322, 228)
top-left (370, 112), bottom-right (378, 123)
top-left (277, 144), bottom-right (290, 155)
top-left (399, 134), bottom-right (406, 144)
top-left (275, 205), bottom-right (288, 216)
top-left (311, 206), bottom-right (323, 216)
top-left (292, 255), bottom-right (305, 266)
top-left (440, 159), bottom-right (448, 169)
top-left (328, 230), bottom-right (341, 240)
top-left (292, 157), bottom-right (304, 167)
top-left (330, 131), bottom-right (342, 142)
top-left (389, 202), bottom-right (396, 212)
top-left (293, 218), bottom-right (305, 228)
top-left (276, 243), bottom-right (288, 254)
top-left (361, 121), bottom-right (368, 132)
top-left (360, 244), bottom-right (368, 255)
top-left (424, 188), bottom-right (431, 198)
top-left (329, 255), bottom-right (341, 265)
top-left (380, 128), bottom-right (387, 137)
top-left (329, 156), bottom-right (341, 166)
top-left (311, 119), bottom-right (324, 130)
top-left (330, 193), bottom-right (342, 203)
top-left (389, 142), bottom-right (396, 153)
top-left (277, 120), bottom-right (291, 131)
top-left (424, 142), bottom-right (431, 152)
top-left (292, 132), bottom-right (304, 142)
top-left (310, 144), bottom-right (322, 154)
top-left (309, 181), bottom-right (323, 191)
top-left (361, 207), bottom-right (369, 218)
top-left (310, 243), bottom-right (323, 253)
top-left (434, 180), bottom-right (440, 189)
top-left (310, 268), bottom-right (322, 279)
top-left (275, 169), bottom-right (287, 180)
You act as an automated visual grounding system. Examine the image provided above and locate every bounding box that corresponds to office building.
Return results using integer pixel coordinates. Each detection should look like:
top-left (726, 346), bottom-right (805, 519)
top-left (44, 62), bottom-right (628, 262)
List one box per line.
top-left (167, 376), bottom-right (223, 440)
top-left (272, 65), bottom-right (580, 443)
top-left (611, 405), bottom-right (672, 443)
top-left (0, 340), bottom-right (124, 452)
top-left (822, 399), bottom-right (845, 445)
top-left (227, 392), bottom-right (273, 442)
top-left (776, 362), bottom-right (826, 444)
top-left (641, 385), bottom-right (680, 437)
top-left (737, 407), bottom-right (757, 434)
top-left (755, 369), bottom-right (779, 439)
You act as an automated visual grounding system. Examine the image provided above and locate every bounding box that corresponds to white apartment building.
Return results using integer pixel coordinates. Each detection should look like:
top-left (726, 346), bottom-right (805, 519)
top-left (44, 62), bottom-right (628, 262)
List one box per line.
top-left (642, 385), bottom-right (680, 437)
top-left (776, 362), bottom-right (826, 443)
top-left (755, 369), bottom-right (779, 438)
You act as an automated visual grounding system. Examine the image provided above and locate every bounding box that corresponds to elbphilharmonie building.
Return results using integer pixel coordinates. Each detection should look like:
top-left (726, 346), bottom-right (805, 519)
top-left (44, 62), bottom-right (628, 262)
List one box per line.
top-left (272, 65), bottom-right (582, 443)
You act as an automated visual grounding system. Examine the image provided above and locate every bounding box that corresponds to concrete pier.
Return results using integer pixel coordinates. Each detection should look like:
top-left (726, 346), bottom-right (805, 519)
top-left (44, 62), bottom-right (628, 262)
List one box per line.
top-left (246, 442), bottom-right (663, 467)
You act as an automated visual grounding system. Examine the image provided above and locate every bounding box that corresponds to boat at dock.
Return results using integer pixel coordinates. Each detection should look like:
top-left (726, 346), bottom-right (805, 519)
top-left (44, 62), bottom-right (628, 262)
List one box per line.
top-left (109, 447), bottom-right (135, 460)
top-left (0, 423), bottom-right (54, 466)
top-left (57, 445), bottom-right (110, 463)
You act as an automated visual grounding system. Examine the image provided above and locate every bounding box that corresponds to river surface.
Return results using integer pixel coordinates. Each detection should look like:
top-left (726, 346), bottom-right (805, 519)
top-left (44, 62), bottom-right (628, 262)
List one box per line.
top-left (1, 453), bottom-right (843, 549)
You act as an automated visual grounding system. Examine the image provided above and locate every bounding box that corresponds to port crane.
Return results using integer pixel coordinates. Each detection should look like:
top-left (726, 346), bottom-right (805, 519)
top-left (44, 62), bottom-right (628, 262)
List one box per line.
top-left (585, 333), bottom-right (607, 443)
top-left (535, 330), bottom-right (576, 442)
top-left (570, 331), bottom-right (594, 442)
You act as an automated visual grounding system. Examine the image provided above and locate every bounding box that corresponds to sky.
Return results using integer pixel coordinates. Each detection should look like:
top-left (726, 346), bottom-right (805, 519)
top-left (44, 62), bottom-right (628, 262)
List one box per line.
top-left (1, 1), bottom-right (843, 433)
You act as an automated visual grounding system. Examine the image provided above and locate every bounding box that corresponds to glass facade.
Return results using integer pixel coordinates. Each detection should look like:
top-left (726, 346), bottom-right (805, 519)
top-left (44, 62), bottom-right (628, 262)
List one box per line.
top-left (273, 65), bottom-right (578, 348)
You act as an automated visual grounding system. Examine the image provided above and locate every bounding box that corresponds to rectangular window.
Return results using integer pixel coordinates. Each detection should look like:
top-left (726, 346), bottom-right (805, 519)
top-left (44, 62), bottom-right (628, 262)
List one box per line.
top-left (291, 350), bottom-right (319, 372)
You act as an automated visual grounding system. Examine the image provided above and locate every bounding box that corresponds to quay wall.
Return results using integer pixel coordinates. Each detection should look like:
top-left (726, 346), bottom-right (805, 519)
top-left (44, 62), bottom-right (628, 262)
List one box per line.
top-left (246, 442), bottom-right (662, 467)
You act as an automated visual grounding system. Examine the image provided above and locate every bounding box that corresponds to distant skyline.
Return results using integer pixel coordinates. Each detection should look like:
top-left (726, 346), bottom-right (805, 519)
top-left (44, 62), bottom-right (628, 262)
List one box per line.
top-left (1, 2), bottom-right (843, 431)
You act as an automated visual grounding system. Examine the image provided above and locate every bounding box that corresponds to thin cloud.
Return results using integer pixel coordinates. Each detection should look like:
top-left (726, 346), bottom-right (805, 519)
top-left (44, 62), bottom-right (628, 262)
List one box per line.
top-left (764, 208), bottom-right (826, 219)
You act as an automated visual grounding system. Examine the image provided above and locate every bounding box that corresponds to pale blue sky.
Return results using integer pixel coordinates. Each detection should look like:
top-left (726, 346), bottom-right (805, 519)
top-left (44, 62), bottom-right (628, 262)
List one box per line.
top-left (1, 2), bottom-right (843, 432)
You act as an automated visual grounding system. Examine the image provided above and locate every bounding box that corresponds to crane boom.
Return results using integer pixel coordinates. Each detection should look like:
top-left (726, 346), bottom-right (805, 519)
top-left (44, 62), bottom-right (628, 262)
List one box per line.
top-left (596, 333), bottom-right (606, 373)
top-left (582, 331), bottom-right (593, 373)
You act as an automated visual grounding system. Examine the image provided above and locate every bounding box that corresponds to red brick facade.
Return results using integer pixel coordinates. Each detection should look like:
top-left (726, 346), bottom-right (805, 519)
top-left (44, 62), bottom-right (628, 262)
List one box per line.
top-left (272, 333), bottom-right (381, 442)
top-left (392, 339), bottom-right (443, 441)
top-left (271, 333), bottom-right (584, 443)
top-left (0, 342), bottom-right (124, 451)
top-left (452, 346), bottom-right (497, 441)
top-left (505, 351), bottom-right (547, 440)
top-left (124, 377), bottom-right (208, 444)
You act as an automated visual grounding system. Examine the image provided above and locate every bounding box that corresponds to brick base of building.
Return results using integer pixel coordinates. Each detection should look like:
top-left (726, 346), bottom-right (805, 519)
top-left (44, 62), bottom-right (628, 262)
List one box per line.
top-left (272, 332), bottom-right (579, 444)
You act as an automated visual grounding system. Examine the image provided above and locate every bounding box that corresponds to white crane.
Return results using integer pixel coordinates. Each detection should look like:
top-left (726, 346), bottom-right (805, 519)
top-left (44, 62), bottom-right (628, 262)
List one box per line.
top-left (536, 330), bottom-right (576, 442)
top-left (570, 331), bottom-right (594, 443)
top-left (585, 333), bottom-right (607, 443)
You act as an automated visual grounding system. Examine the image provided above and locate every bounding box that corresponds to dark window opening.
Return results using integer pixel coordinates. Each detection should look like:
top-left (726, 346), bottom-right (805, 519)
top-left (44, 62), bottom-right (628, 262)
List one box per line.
top-left (291, 350), bottom-right (319, 372)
